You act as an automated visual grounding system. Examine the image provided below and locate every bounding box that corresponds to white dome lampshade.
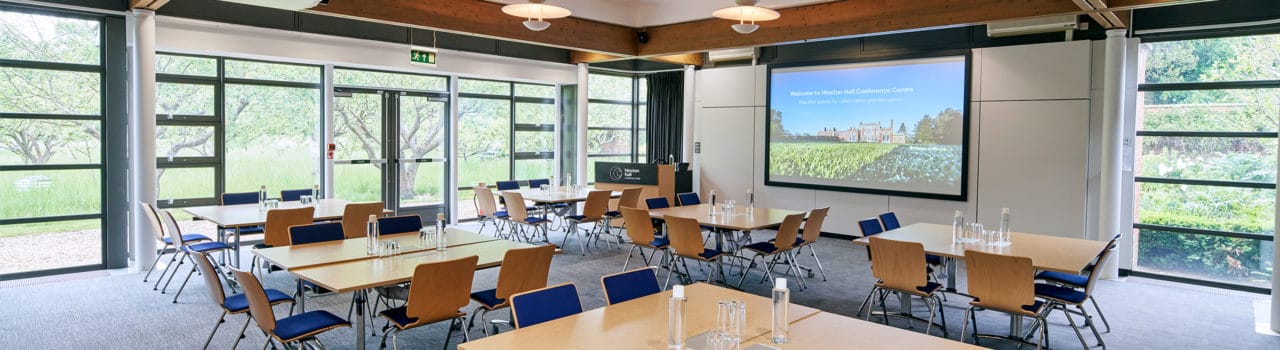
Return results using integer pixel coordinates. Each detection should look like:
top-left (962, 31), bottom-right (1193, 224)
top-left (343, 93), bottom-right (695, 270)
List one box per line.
top-left (503, 0), bottom-right (572, 32)
top-left (712, 0), bottom-right (780, 34)
top-left (732, 23), bottom-right (760, 34)
top-left (523, 20), bottom-right (552, 31)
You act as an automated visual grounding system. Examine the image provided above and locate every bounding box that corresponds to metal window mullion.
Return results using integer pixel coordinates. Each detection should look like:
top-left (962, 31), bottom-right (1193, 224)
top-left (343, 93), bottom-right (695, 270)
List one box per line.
top-left (0, 112), bottom-right (100, 120)
top-left (223, 77), bottom-right (322, 89)
top-left (1138, 80), bottom-right (1280, 91)
top-left (508, 82), bottom-right (516, 180)
top-left (0, 58), bottom-right (98, 72)
top-left (156, 74), bottom-right (219, 84)
top-left (214, 57), bottom-right (226, 197)
top-left (1135, 130), bottom-right (1278, 138)
top-left (1134, 176), bottom-right (1276, 189)
top-left (1133, 223), bottom-right (1274, 241)
top-left (0, 164), bottom-right (99, 171)
top-left (0, 213), bottom-right (102, 226)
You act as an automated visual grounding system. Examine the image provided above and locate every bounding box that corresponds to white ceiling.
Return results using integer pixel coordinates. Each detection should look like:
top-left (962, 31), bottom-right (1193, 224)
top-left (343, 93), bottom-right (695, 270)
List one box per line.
top-left (485, 0), bottom-right (835, 28)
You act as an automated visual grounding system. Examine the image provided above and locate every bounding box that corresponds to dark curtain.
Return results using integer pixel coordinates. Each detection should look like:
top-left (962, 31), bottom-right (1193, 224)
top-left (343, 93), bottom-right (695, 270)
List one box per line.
top-left (645, 71), bottom-right (684, 163)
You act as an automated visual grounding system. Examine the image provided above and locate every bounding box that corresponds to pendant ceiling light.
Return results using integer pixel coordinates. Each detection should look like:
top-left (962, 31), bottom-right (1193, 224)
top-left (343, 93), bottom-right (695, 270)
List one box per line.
top-left (502, 0), bottom-right (572, 32)
top-left (711, 0), bottom-right (781, 34)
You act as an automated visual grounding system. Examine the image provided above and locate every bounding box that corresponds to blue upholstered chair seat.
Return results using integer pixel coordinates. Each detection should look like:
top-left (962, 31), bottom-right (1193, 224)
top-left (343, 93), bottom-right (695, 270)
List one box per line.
top-left (470, 289), bottom-right (505, 308)
top-left (742, 241), bottom-right (780, 254)
top-left (1036, 270), bottom-right (1089, 287)
top-left (223, 288), bottom-right (293, 312)
top-left (272, 310), bottom-right (350, 341)
top-left (605, 210), bottom-right (621, 217)
top-left (693, 248), bottom-right (725, 260)
top-left (378, 306), bottom-right (419, 327)
top-left (915, 281), bottom-right (943, 294)
top-left (926, 254), bottom-right (943, 265)
top-left (163, 234), bottom-right (212, 244)
top-left (183, 241), bottom-right (231, 253)
top-left (565, 215), bottom-right (586, 221)
top-left (602, 269), bottom-right (661, 305)
top-left (491, 210), bottom-right (509, 218)
top-left (648, 238), bottom-right (670, 248)
top-left (1035, 283), bottom-right (1088, 304)
top-left (521, 217), bottom-right (549, 225)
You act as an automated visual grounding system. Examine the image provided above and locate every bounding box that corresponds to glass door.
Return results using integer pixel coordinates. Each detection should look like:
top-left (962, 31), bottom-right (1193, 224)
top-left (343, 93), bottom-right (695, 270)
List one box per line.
top-left (393, 94), bottom-right (448, 209)
top-left (332, 89), bottom-right (388, 202)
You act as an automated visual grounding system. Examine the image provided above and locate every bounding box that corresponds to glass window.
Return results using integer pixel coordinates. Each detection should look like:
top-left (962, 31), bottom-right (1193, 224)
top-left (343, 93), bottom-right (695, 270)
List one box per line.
top-left (157, 167), bottom-right (215, 200)
top-left (0, 67), bottom-right (100, 115)
top-left (0, 119), bottom-right (100, 165)
top-left (514, 158), bottom-right (554, 180)
top-left (156, 55), bottom-right (216, 77)
top-left (224, 59), bottom-right (320, 84)
top-left (516, 83), bottom-right (555, 98)
top-left (334, 68), bottom-right (447, 92)
top-left (0, 12), bottom-right (99, 65)
top-left (224, 84), bottom-right (320, 192)
top-left (157, 83), bottom-right (216, 116)
top-left (588, 74), bottom-right (632, 101)
top-left (156, 125), bottom-right (215, 158)
top-left (0, 169), bottom-right (100, 219)
top-left (516, 102), bottom-right (555, 125)
top-left (460, 79), bottom-right (511, 95)
top-left (457, 97), bottom-right (510, 191)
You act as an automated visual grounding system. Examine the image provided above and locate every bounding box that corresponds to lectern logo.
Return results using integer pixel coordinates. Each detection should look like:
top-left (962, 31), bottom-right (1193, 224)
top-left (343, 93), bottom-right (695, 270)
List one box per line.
top-left (609, 166), bottom-right (625, 181)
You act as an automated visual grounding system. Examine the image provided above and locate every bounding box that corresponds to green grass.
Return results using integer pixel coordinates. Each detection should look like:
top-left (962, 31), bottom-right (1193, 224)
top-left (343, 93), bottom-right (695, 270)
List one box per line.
top-left (769, 142), bottom-right (898, 179)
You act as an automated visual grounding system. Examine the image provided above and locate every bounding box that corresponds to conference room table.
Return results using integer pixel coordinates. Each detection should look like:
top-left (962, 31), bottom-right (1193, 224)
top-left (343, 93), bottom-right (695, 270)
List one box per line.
top-left (457, 283), bottom-right (821, 350)
top-left (508, 186), bottom-right (621, 219)
top-left (182, 198), bottom-right (389, 268)
top-left (853, 222), bottom-right (1109, 337)
top-left (738, 311), bottom-right (982, 349)
top-left (255, 228), bottom-right (533, 350)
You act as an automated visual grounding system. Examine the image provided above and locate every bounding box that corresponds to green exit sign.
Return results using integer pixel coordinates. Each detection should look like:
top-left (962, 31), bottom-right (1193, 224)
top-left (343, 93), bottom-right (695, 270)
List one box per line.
top-left (410, 47), bottom-right (437, 66)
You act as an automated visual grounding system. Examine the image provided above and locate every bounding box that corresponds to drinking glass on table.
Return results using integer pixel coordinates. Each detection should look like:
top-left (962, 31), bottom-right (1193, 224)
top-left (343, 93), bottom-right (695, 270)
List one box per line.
top-left (724, 200), bottom-right (736, 213)
top-left (299, 195), bottom-right (314, 206)
top-left (539, 184), bottom-right (550, 193)
top-left (714, 299), bottom-right (746, 349)
top-left (964, 223), bottom-right (983, 243)
top-left (264, 199), bottom-right (281, 209)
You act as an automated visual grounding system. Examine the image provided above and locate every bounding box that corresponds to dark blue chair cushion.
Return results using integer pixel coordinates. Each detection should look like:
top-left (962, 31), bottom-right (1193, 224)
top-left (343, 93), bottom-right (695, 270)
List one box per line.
top-left (1022, 300), bottom-right (1047, 314)
top-left (602, 269), bottom-right (661, 305)
top-left (605, 210), bottom-right (621, 217)
top-left (915, 282), bottom-right (943, 294)
top-left (289, 223), bottom-right (345, 245)
top-left (565, 215), bottom-right (586, 222)
top-left (696, 248), bottom-right (725, 260)
top-left (926, 254), bottom-right (943, 266)
top-left (223, 288), bottom-right (292, 312)
top-left (492, 210), bottom-right (509, 218)
top-left (221, 192), bottom-right (260, 205)
top-left (183, 241), bottom-right (231, 253)
top-left (527, 179), bottom-right (550, 188)
top-left (378, 216), bottom-right (423, 235)
top-left (1035, 283), bottom-right (1087, 303)
top-left (743, 241), bottom-right (779, 255)
top-left (163, 233), bottom-right (212, 245)
top-left (676, 193), bottom-right (700, 206)
top-left (645, 198), bottom-right (670, 209)
top-left (857, 219), bottom-right (884, 237)
top-left (470, 289), bottom-right (504, 308)
top-left (237, 226), bottom-right (265, 234)
top-left (522, 217), bottom-right (548, 225)
top-left (379, 306), bottom-right (418, 327)
top-left (649, 238), bottom-right (670, 248)
top-left (878, 212), bottom-right (901, 231)
top-left (1036, 270), bottom-right (1089, 287)
top-left (511, 284), bottom-right (582, 328)
top-left (280, 189), bottom-right (312, 202)
top-left (272, 310), bottom-right (350, 341)
top-left (496, 181), bottom-right (520, 191)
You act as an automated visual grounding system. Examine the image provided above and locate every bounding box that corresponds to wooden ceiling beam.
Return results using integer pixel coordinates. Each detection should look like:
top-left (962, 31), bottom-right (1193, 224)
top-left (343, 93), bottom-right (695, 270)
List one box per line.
top-left (569, 51), bottom-right (626, 64)
top-left (647, 53), bottom-right (704, 67)
top-left (1075, 0), bottom-right (1119, 28)
top-left (130, 0), bottom-right (170, 10)
top-left (311, 0), bottom-right (638, 56)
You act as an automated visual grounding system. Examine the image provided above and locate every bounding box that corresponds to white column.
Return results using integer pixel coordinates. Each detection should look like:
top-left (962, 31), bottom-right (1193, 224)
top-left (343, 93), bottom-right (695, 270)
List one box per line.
top-left (321, 65), bottom-right (335, 198)
top-left (1097, 29), bottom-right (1127, 279)
top-left (575, 63), bottom-right (589, 185)
top-left (449, 77), bottom-right (461, 223)
top-left (1274, 124), bottom-right (1280, 332)
top-left (129, 9), bottom-right (158, 271)
top-left (682, 65), bottom-right (696, 162)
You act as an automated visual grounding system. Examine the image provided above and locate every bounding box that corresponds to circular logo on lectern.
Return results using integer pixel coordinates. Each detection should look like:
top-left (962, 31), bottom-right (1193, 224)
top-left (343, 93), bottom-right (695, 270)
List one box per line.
top-left (609, 166), bottom-right (625, 181)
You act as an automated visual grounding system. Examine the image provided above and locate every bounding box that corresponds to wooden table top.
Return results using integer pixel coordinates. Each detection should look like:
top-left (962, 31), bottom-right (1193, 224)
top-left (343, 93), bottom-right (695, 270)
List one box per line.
top-left (253, 228), bottom-right (498, 270)
top-left (852, 223), bottom-right (1109, 274)
top-left (649, 204), bottom-right (806, 231)
top-left (291, 239), bottom-right (536, 293)
top-left (457, 283), bottom-right (821, 350)
top-left (182, 198), bottom-right (386, 227)
top-left (739, 312), bottom-right (982, 349)
top-left (510, 186), bottom-right (621, 204)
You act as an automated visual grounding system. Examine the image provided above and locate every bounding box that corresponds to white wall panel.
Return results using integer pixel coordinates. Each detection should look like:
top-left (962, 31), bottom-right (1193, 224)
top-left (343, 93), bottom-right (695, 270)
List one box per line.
top-left (695, 66), bottom-right (762, 108)
top-left (980, 41), bottom-right (1091, 101)
top-left (976, 100), bottom-right (1090, 238)
top-left (696, 107), bottom-right (757, 201)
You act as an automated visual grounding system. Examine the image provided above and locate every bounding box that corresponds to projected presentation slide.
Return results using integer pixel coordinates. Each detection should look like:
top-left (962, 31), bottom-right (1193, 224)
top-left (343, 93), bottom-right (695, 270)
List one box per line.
top-left (766, 55), bottom-right (969, 199)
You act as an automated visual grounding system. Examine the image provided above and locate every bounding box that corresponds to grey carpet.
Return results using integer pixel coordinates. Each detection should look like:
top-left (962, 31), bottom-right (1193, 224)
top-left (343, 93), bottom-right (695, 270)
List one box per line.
top-left (1, 222), bottom-right (1277, 349)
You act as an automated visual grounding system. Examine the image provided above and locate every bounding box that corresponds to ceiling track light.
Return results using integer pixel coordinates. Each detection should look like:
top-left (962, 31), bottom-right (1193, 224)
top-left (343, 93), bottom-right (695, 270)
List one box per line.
top-left (502, 0), bottom-right (571, 32)
top-left (712, 0), bottom-right (780, 34)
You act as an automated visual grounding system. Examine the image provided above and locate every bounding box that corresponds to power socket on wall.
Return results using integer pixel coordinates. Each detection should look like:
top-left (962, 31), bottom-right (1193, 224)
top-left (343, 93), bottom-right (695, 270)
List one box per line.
top-left (695, 142), bottom-right (701, 154)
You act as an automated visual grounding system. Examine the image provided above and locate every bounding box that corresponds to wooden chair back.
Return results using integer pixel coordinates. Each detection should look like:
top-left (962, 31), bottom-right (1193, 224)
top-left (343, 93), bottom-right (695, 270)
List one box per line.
top-left (665, 216), bottom-right (706, 259)
top-left (1082, 242), bottom-right (1119, 296)
top-left (139, 202), bottom-right (166, 241)
top-left (342, 202), bottom-right (385, 239)
top-left (501, 191), bottom-right (531, 222)
top-left (265, 207), bottom-right (315, 247)
top-left (158, 210), bottom-right (187, 247)
top-left (800, 207), bottom-right (829, 245)
top-left (495, 244), bottom-right (557, 301)
top-left (619, 207), bottom-right (657, 246)
top-left (192, 251), bottom-right (227, 306)
top-left (580, 190), bottom-right (611, 220)
top-left (965, 250), bottom-right (1038, 316)
top-left (616, 187), bottom-right (642, 210)
top-left (771, 213), bottom-right (805, 251)
top-left (403, 255), bottom-right (480, 326)
top-left (868, 237), bottom-right (929, 293)
top-left (231, 268), bottom-right (278, 333)
top-left (474, 186), bottom-right (500, 218)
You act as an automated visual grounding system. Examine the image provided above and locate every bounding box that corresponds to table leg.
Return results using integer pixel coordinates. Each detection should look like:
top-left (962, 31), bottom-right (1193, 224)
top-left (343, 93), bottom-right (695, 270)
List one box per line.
top-left (297, 278), bottom-right (306, 313)
top-left (217, 227), bottom-right (227, 266)
top-left (1010, 315), bottom-right (1022, 337)
top-left (233, 227), bottom-right (242, 269)
top-left (946, 258), bottom-right (958, 292)
top-left (355, 289), bottom-right (367, 350)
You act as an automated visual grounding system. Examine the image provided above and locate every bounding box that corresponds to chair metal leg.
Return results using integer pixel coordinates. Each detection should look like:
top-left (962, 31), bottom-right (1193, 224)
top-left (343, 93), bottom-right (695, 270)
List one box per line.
top-left (203, 311), bottom-right (227, 349)
top-left (143, 244), bottom-right (170, 283)
top-left (1078, 304), bottom-right (1106, 347)
top-left (925, 298), bottom-right (937, 336)
top-left (161, 251), bottom-right (189, 293)
top-left (1089, 296), bottom-right (1111, 333)
top-left (961, 306), bottom-right (978, 345)
top-left (735, 255), bottom-right (760, 288)
top-left (622, 245), bottom-right (639, 271)
top-left (856, 288), bottom-right (877, 318)
top-left (1056, 303), bottom-right (1089, 350)
top-left (936, 295), bottom-right (949, 338)
top-left (806, 245), bottom-right (828, 281)
top-left (154, 249), bottom-right (179, 290)
top-left (173, 263), bottom-right (197, 303)
top-left (441, 318), bottom-right (458, 350)
top-left (230, 315), bottom-right (251, 349)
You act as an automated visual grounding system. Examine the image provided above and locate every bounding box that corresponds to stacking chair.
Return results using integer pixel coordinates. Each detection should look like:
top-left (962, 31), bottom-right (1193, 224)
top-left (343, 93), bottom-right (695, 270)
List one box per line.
top-left (792, 207), bottom-right (830, 281)
top-left (619, 207), bottom-right (671, 272)
top-left (159, 210), bottom-right (233, 303)
top-left (601, 267), bottom-right (662, 305)
top-left (495, 180), bottom-right (520, 207)
top-left (500, 191), bottom-right (550, 243)
top-left (1033, 241), bottom-right (1118, 348)
top-left (858, 237), bottom-right (947, 337)
top-left (280, 189), bottom-right (312, 202)
top-left (1036, 233), bottom-right (1122, 334)
top-left (665, 216), bottom-right (727, 287)
top-left (288, 222), bottom-right (345, 245)
top-left (473, 185), bottom-right (509, 237)
top-left (960, 250), bottom-right (1050, 349)
top-left (379, 215), bottom-right (423, 235)
top-left (675, 192), bottom-right (700, 206)
top-left (468, 244), bottom-right (557, 335)
top-left (527, 178), bottom-right (550, 188)
top-left (220, 192), bottom-right (264, 235)
top-left (232, 269), bottom-right (350, 350)
top-left (194, 251), bottom-right (293, 350)
top-left (738, 213), bottom-right (806, 289)
top-left (564, 190), bottom-right (613, 254)
top-left (510, 283), bottom-right (583, 329)
top-left (603, 187), bottom-right (642, 231)
top-left (878, 212), bottom-right (902, 231)
top-left (644, 197), bottom-right (671, 209)
top-left (378, 255), bottom-right (480, 350)
top-left (341, 201), bottom-right (385, 239)
top-left (856, 218), bottom-right (884, 259)
top-left (139, 202), bottom-right (210, 287)
top-left (250, 207), bottom-right (315, 274)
